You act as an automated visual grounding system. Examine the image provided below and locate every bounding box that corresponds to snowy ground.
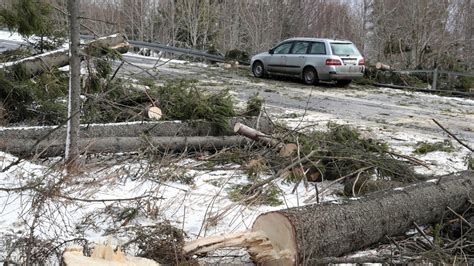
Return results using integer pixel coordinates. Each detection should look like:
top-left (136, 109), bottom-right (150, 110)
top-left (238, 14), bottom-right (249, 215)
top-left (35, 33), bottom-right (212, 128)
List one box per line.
top-left (0, 109), bottom-right (470, 263)
top-left (0, 33), bottom-right (473, 264)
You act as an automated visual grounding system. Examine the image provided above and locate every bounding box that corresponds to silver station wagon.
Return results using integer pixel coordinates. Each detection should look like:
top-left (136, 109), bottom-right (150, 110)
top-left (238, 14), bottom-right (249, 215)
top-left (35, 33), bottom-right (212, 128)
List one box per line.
top-left (250, 38), bottom-right (365, 86)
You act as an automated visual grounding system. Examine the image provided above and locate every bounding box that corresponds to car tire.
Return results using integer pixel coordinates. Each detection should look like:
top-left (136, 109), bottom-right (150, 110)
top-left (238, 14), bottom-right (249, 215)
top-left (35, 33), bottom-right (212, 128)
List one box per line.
top-left (252, 61), bottom-right (266, 78)
top-left (336, 80), bottom-right (352, 87)
top-left (302, 67), bottom-right (318, 85)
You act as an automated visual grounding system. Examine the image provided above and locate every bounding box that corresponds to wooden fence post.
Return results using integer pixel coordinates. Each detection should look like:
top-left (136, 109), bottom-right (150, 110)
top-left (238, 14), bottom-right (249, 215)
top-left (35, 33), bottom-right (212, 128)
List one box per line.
top-left (432, 68), bottom-right (438, 90)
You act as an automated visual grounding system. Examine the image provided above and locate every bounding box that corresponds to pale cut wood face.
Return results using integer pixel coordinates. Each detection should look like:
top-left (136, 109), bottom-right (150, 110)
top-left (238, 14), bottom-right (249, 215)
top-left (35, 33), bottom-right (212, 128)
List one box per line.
top-left (148, 106), bottom-right (162, 120)
top-left (252, 212), bottom-right (297, 266)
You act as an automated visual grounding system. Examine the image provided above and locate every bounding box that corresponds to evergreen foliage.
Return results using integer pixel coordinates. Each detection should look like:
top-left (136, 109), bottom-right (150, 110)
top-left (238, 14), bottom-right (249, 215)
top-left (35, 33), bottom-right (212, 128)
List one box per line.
top-left (0, 69), bottom-right (68, 125)
top-left (0, 0), bottom-right (63, 52)
top-left (275, 123), bottom-right (422, 186)
top-left (0, 0), bottom-right (51, 37)
top-left (245, 93), bottom-right (263, 116)
top-left (156, 79), bottom-right (235, 131)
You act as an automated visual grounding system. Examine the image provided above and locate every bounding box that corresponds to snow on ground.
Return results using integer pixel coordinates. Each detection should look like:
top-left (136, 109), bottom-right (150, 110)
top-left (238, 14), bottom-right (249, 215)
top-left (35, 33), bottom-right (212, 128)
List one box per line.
top-left (0, 30), bottom-right (24, 43)
top-left (0, 106), bottom-right (469, 263)
top-left (0, 147), bottom-right (345, 263)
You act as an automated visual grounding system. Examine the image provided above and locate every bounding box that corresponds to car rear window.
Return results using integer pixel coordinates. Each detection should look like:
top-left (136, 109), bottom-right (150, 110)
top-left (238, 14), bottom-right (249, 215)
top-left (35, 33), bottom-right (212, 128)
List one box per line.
top-left (330, 43), bottom-right (361, 56)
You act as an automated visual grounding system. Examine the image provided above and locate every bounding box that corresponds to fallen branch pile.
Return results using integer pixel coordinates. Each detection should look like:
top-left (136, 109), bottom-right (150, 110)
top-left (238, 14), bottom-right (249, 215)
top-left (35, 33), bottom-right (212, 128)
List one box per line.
top-left (233, 122), bottom-right (424, 198)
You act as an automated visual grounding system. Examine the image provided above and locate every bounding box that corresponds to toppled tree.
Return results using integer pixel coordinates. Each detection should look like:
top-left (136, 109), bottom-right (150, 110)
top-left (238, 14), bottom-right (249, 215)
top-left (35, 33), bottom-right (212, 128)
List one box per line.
top-left (184, 171), bottom-right (474, 265)
top-left (0, 34), bottom-right (129, 77)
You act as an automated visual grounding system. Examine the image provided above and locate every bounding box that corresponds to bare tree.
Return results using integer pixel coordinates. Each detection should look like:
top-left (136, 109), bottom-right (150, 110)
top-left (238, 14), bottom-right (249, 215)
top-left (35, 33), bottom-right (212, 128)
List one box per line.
top-left (175, 0), bottom-right (216, 49)
top-left (468, 0), bottom-right (473, 68)
top-left (363, 0), bottom-right (376, 64)
top-left (25, 0), bottom-right (469, 70)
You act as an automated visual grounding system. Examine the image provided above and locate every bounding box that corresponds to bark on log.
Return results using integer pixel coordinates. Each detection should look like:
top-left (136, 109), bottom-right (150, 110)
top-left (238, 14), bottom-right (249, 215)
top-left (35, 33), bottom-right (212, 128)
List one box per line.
top-left (184, 171), bottom-right (474, 265)
top-left (251, 171), bottom-right (474, 265)
top-left (0, 117), bottom-right (272, 157)
top-left (0, 117), bottom-right (271, 141)
top-left (3, 136), bottom-right (245, 157)
top-left (0, 34), bottom-right (129, 76)
top-left (233, 122), bottom-right (280, 147)
top-left (234, 123), bottom-right (297, 159)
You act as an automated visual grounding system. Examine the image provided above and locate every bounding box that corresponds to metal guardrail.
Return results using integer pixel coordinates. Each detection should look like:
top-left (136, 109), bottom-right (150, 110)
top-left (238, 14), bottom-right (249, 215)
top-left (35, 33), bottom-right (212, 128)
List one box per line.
top-left (128, 40), bottom-right (226, 63)
top-left (81, 35), bottom-right (250, 64)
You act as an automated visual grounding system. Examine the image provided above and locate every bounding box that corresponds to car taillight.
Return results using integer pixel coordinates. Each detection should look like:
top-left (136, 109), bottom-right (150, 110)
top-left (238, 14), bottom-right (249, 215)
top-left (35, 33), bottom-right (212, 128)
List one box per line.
top-left (325, 59), bottom-right (342, 66)
top-left (358, 58), bottom-right (365, 65)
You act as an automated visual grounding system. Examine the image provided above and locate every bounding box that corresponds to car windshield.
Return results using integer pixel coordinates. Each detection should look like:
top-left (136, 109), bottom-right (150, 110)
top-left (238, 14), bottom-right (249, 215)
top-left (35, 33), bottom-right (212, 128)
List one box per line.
top-left (330, 43), bottom-right (361, 56)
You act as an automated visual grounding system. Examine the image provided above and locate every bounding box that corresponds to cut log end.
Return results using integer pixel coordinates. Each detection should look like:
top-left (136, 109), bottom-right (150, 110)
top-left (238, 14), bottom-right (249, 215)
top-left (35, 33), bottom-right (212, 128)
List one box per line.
top-left (233, 122), bottom-right (242, 133)
top-left (252, 212), bottom-right (297, 265)
top-left (148, 107), bottom-right (162, 120)
top-left (375, 62), bottom-right (391, 71)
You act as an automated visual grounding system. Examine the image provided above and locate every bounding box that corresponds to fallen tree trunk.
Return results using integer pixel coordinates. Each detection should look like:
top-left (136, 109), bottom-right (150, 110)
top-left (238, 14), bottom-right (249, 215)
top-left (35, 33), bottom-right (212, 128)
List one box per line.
top-left (0, 117), bottom-right (271, 157)
top-left (184, 171), bottom-right (474, 265)
top-left (234, 122), bottom-right (297, 157)
top-left (0, 117), bottom-right (271, 141)
top-left (5, 136), bottom-right (245, 157)
top-left (0, 34), bottom-right (129, 76)
top-left (375, 62), bottom-right (392, 71)
top-left (234, 122), bottom-right (280, 147)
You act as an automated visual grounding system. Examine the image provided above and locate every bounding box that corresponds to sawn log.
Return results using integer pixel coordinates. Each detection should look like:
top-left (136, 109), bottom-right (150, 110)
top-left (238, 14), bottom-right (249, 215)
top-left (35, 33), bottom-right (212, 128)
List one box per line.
top-left (184, 171), bottom-right (474, 265)
top-left (7, 136), bottom-right (244, 157)
top-left (0, 117), bottom-right (272, 157)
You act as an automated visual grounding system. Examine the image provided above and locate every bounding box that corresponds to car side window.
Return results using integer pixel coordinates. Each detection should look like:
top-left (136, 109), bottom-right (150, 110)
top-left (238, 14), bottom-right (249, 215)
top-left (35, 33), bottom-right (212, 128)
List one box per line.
top-left (291, 42), bottom-right (310, 54)
top-left (273, 42), bottom-right (293, 54)
top-left (309, 42), bottom-right (326, 55)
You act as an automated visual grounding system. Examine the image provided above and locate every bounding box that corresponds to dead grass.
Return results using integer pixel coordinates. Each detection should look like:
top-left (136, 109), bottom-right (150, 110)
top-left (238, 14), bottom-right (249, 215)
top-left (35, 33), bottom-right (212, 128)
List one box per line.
top-left (413, 140), bottom-right (455, 154)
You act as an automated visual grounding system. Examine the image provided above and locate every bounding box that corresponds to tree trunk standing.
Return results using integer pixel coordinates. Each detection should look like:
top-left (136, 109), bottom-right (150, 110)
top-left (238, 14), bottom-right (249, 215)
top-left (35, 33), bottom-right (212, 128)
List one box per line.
top-left (251, 171), bottom-right (474, 265)
top-left (469, 0), bottom-right (474, 69)
top-left (363, 0), bottom-right (376, 65)
top-left (65, 0), bottom-right (81, 168)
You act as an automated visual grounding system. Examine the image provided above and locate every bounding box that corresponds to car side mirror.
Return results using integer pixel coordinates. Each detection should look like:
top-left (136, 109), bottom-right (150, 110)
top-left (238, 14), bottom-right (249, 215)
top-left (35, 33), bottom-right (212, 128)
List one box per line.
top-left (268, 49), bottom-right (274, 55)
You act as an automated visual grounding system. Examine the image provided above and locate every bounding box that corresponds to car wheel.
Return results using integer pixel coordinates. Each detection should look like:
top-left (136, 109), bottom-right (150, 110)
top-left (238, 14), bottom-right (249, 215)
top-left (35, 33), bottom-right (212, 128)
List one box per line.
top-left (336, 80), bottom-right (352, 87)
top-left (252, 61), bottom-right (265, 78)
top-left (303, 67), bottom-right (318, 85)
